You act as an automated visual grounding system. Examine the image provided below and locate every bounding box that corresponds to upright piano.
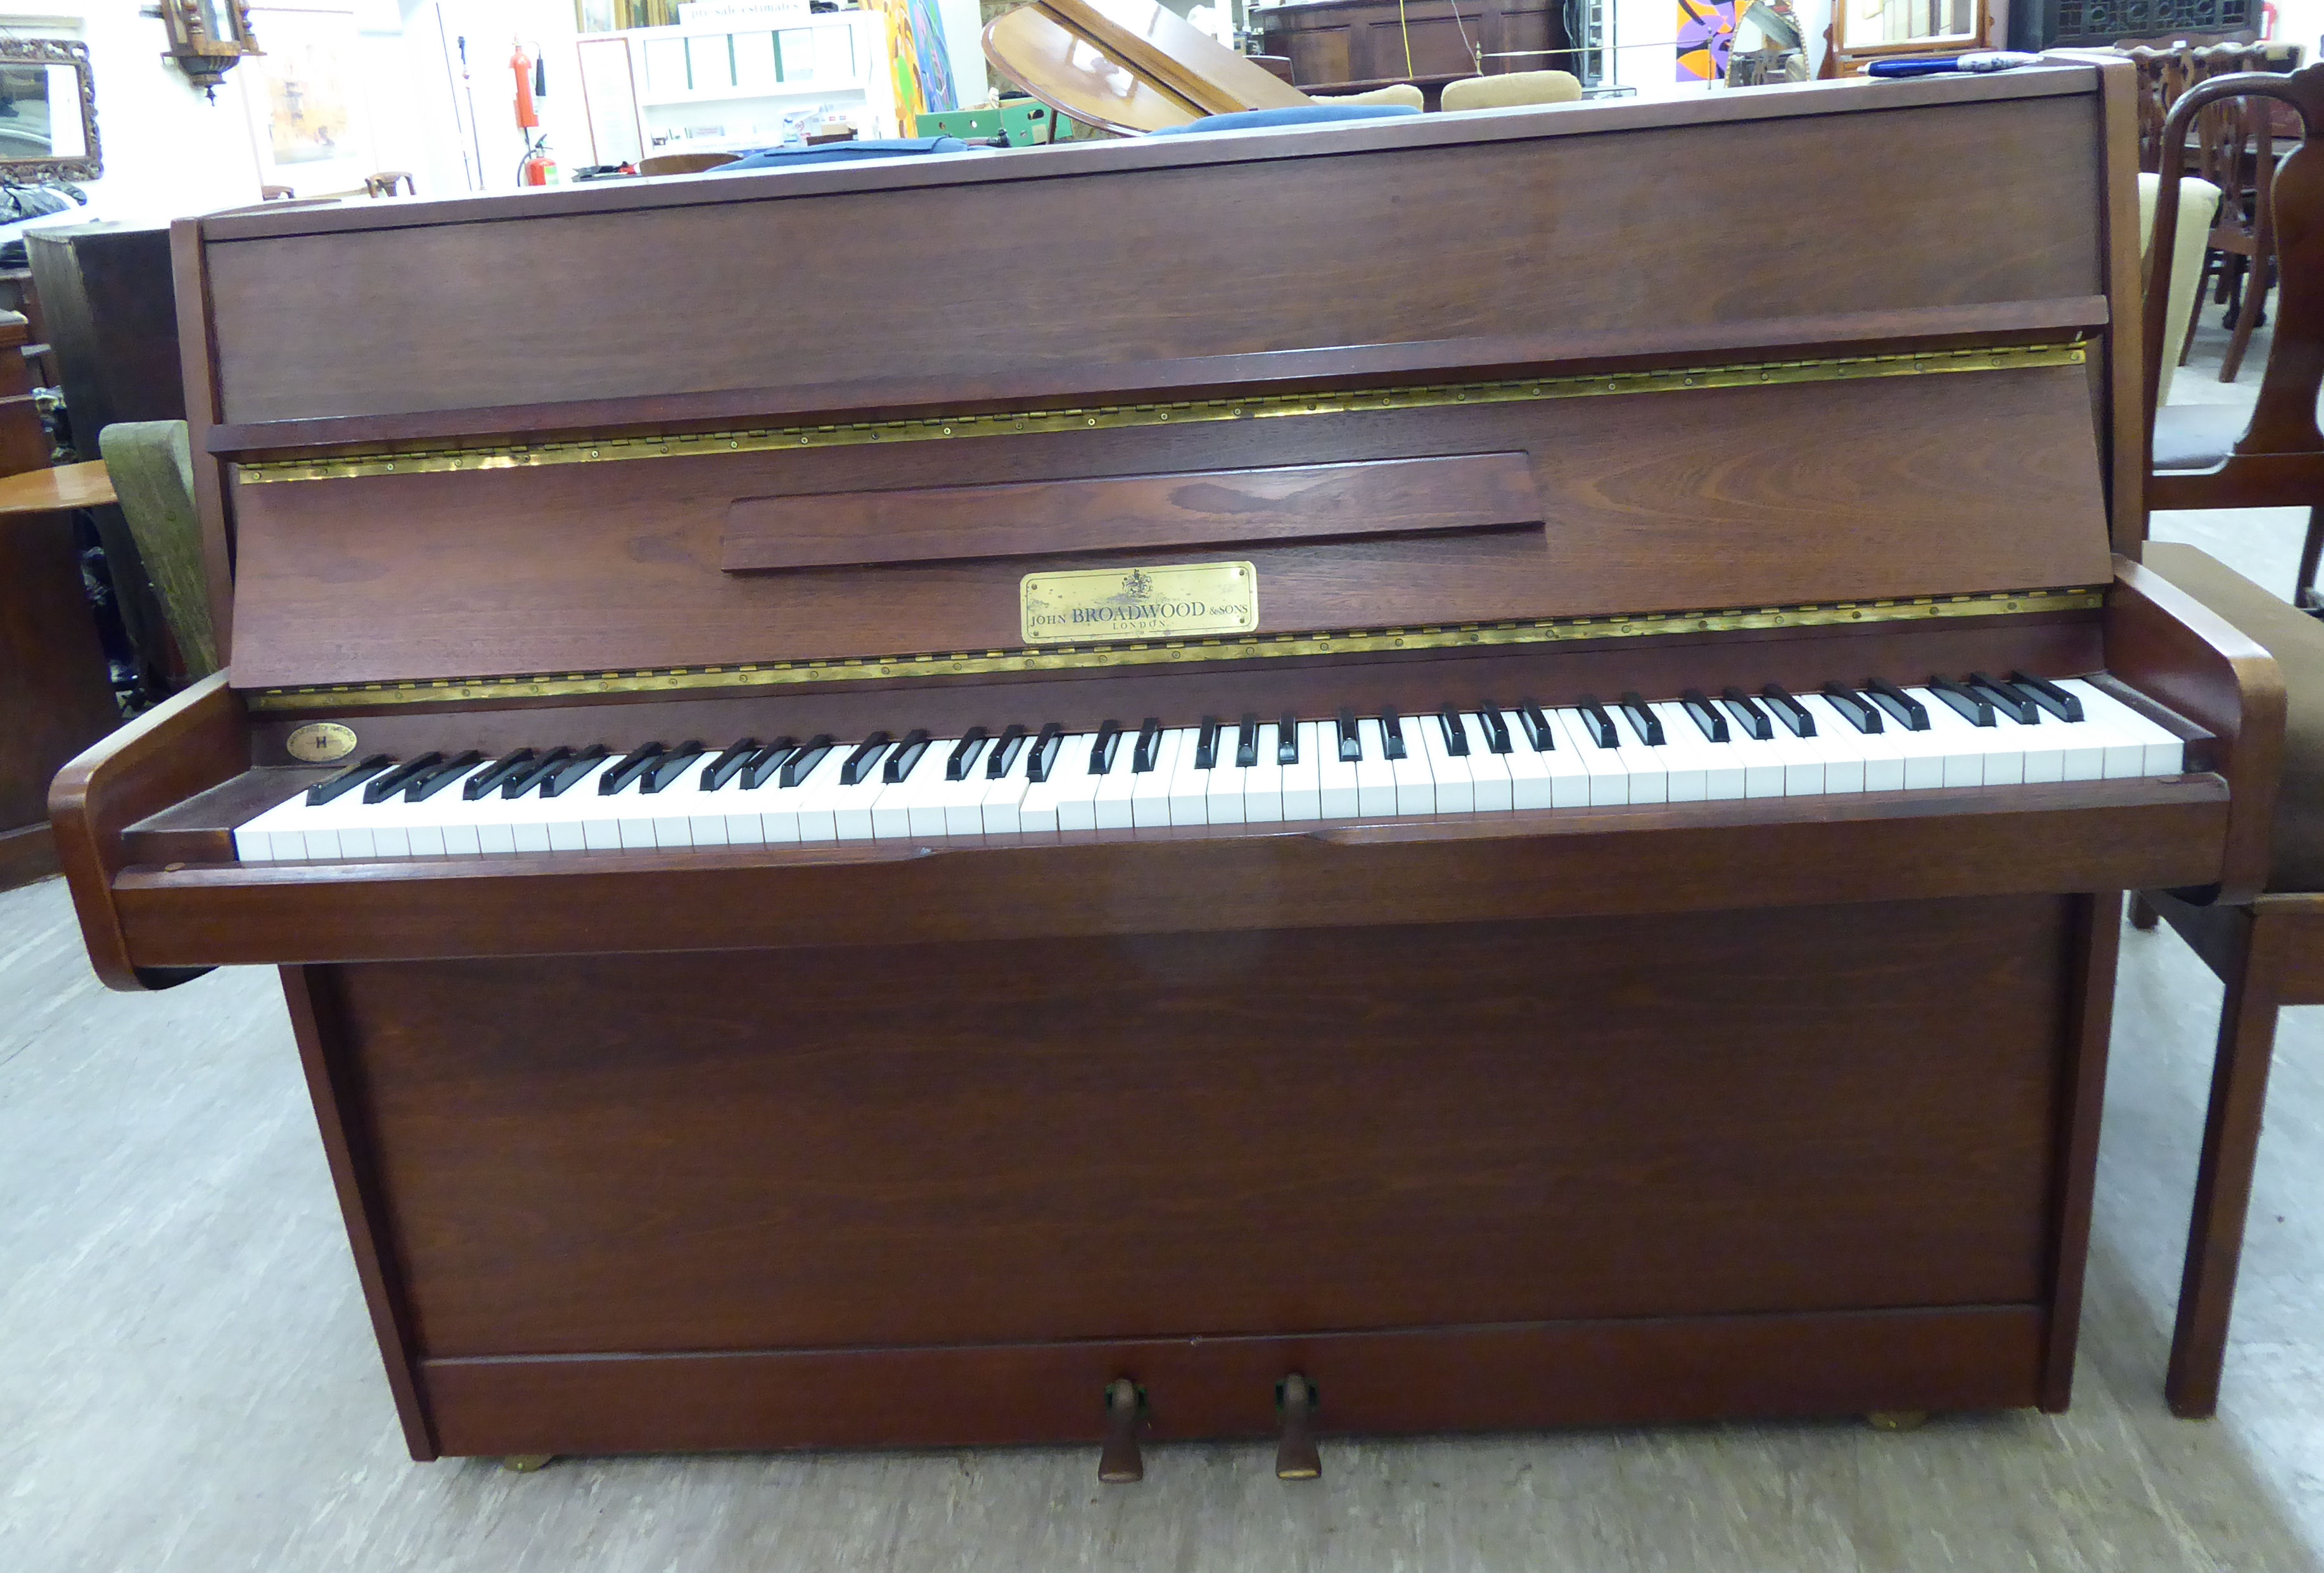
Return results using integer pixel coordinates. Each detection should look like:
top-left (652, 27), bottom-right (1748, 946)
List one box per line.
top-left (53, 64), bottom-right (2284, 1467)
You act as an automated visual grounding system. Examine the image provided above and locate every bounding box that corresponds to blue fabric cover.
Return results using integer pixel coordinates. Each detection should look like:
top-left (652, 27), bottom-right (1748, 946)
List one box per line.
top-left (719, 136), bottom-right (971, 168)
top-left (1149, 105), bottom-right (1422, 135)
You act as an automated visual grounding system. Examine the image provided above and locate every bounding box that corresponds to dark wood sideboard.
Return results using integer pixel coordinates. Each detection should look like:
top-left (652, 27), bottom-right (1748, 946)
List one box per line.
top-left (1258, 0), bottom-right (1572, 101)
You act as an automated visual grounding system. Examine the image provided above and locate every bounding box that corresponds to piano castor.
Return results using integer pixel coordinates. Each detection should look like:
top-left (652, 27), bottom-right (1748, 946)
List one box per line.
top-left (51, 61), bottom-right (2283, 1460)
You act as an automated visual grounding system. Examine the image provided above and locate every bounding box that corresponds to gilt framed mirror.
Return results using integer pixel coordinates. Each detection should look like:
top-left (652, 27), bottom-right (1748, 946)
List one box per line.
top-left (1829, 0), bottom-right (1991, 73)
top-left (0, 40), bottom-right (100, 184)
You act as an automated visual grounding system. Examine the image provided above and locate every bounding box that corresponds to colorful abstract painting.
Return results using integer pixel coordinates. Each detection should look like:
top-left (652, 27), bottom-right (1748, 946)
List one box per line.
top-left (1675, 0), bottom-right (1739, 80)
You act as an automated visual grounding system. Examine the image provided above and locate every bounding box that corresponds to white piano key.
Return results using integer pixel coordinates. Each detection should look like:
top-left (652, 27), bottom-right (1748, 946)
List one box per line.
top-left (1240, 723), bottom-right (1284, 823)
top-left (1284, 722), bottom-right (1327, 820)
top-left (1091, 733), bottom-right (1141, 829)
top-left (869, 741), bottom-right (941, 839)
top-left (1419, 711), bottom-right (1476, 813)
top-left (981, 743), bottom-right (1035, 834)
top-left (1384, 716), bottom-right (1436, 815)
top-left (1315, 721), bottom-right (1360, 818)
top-left (1601, 706), bottom-right (1670, 805)
top-left (1920, 689), bottom-right (2022, 786)
top-left (1204, 726), bottom-right (1249, 825)
top-left (1053, 736), bottom-right (1108, 832)
top-left (1167, 728), bottom-right (1213, 827)
top-left (233, 788), bottom-right (316, 862)
top-left (1497, 708), bottom-right (1588, 809)
top-left (1354, 718), bottom-right (1398, 817)
top-left (1130, 729), bottom-right (1184, 828)
top-left (2058, 678), bottom-right (2187, 775)
top-left (1784, 697), bottom-right (1864, 793)
top-left (1552, 709), bottom-right (1628, 806)
top-left (1016, 734), bottom-right (1085, 834)
top-left (1647, 702), bottom-right (1713, 803)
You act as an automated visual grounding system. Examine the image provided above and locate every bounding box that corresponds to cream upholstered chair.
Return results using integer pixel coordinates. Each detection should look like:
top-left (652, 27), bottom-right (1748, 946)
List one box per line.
top-left (1441, 70), bottom-right (1581, 111)
top-left (2139, 170), bottom-right (2223, 406)
top-left (1321, 84), bottom-right (1425, 109)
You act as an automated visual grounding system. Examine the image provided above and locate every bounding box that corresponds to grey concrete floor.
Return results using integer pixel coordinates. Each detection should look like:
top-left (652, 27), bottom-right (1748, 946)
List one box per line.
top-left (4, 320), bottom-right (2322, 1571)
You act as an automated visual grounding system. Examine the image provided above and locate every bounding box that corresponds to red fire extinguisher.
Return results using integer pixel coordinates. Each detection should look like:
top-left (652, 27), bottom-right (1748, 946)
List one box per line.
top-left (512, 42), bottom-right (555, 186)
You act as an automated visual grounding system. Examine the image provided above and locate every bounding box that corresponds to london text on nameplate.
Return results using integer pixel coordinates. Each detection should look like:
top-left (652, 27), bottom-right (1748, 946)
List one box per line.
top-left (1020, 561), bottom-right (1260, 645)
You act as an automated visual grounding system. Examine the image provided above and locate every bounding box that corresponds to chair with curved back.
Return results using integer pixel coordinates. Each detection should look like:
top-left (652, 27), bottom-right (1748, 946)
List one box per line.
top-left (2132, 61), bottom-right (2324, 1418)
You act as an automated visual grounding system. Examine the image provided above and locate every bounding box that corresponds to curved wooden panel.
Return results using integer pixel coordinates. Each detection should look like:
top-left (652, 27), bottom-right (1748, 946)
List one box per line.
top-left (983, 6), bottom-right (1201, 134)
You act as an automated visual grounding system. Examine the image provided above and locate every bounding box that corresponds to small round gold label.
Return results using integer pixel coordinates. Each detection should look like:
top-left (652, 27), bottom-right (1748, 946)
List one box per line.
top-left (284, 722), bottom-right (357, 763)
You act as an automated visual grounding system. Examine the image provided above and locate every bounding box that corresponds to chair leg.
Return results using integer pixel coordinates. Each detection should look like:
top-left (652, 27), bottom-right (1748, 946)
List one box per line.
top-left (2295, 506), bottom-right (2324, 613)
top-left (2221, 253), bottom-right (2269, 383)
top-left (2168, 907), bottom-right (2284, 1418)
top-left (2129, 893), bottom-right (2161, 929)
top-left (2180, 250), bottom-right (2219, 367)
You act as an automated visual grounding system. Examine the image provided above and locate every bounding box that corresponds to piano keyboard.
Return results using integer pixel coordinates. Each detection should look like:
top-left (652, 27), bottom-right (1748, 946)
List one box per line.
top-left (233, 677), bottom-right (2188, 862)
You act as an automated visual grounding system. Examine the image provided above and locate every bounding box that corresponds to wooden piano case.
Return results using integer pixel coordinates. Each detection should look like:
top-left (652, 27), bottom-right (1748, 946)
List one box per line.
top-left (51, 66), bottom-right (2285, 1459)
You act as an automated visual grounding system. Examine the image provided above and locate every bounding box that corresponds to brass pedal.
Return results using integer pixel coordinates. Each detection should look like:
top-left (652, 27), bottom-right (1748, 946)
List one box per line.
top-left (1274, 1373), bottom-right (1321, 1481)
top-left (1099, 1377), bottom-right (1145, 1484)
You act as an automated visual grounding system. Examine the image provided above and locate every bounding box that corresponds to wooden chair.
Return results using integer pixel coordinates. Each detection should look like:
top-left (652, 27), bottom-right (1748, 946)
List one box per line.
top-left (2146, 64), bottom-right (2324, 610)
top-left (2133, 61), bottom-right (2324, 1418)
top-left (2178, 44), bottom-right (2280, 382)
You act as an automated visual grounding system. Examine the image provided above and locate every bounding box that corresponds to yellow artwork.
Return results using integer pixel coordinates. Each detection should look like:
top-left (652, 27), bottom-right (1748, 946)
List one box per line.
top-left (259, 30), bottom-right (355, 165)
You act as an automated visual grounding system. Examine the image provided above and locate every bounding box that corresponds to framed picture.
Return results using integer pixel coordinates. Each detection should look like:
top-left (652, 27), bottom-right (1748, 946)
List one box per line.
top-left (239, 4), bottom-right (374, 196)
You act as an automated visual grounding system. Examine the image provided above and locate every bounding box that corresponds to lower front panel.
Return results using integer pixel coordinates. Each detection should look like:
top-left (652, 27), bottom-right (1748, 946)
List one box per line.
top-left (421, 1306), bottom-right (2048, 1456)
top-left (298, 894), bottom-right (2087, 1455)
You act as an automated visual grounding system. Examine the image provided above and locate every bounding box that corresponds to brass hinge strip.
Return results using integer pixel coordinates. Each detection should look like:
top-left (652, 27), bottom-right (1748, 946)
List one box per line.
top-left (234, 341), bottom-right (2089, 485)
top-left (246, 585), bottom-right (2105, 711)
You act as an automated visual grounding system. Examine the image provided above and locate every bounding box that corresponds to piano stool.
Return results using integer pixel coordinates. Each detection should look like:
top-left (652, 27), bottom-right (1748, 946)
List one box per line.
top-left (2128, 542), bottom-right (2324, 1418)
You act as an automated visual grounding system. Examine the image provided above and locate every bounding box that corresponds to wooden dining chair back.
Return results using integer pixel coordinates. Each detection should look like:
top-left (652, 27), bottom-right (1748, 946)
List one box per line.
top-left (2145, 63), bottom-right (2324, 606)
top-left (2134, 60), bottom-right (2324, 1420)
top-left (2128, 45), bottom-right (2191, 174)
top-left (2175, 44), bottom-right (2280, 380)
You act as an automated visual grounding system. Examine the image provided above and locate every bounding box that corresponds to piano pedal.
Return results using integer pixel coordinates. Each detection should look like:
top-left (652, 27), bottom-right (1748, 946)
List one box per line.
top-left (1865, 1410), bottom-right (1928, 1433)
top-left (1274, 1373), bottom-right (1322, 1481)
top-left (499, 1453), bottom-right (555, 1472)
top-left (1099, 1377), bottom-right (1146, 1484)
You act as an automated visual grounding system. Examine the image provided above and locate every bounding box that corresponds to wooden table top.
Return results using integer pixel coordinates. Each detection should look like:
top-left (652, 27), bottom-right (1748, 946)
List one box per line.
top-left (0, 461), bottom-right (113, 516)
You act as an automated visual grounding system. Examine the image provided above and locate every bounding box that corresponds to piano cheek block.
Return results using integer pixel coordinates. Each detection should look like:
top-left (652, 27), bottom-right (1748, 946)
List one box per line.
top-left (719, 453), bottom-right (1543, 573)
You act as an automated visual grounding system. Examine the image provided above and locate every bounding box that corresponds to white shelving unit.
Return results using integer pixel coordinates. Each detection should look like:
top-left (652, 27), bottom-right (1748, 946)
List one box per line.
top-left (576, 10), bottom-right (898, 165)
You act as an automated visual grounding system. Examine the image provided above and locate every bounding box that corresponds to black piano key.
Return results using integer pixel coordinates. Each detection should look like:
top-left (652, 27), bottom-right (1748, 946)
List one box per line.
top-left (599, 742), bottom-right (668, 795)
top-left (1968, 673), bottom-right (2040, 725)
top-left (1336, 708), bottom-right (1362, 761)
top-left (362, 753), bottom-right (443, 804)
top-left (1820, 684), bottom-right (1883, 735)
top-left (1132, 718), bottom-right (1164, 773)
top-left (1679, 689), bottom-right (1728, 743)
top-left (501, 747), bottom-right (576, 798)
top-left (1516, 700), bottom-right (1555, 751)
top-left (1927, 677), bottom-right (1994, 727)
top-left (1236, 713), bottom-right (1260, 768)
top-left (699, 740), bottom-right (760, 791)
top-left (1718, 687), bottom-right (1772, 742)
top-left (1616, 692), bottom-right (1664, 747)
top-left (1277, 713), bottom-right (1300, 765)
top-left (404, 751), bottom-right (486, 802)
top-left (1574, 697), bottom-right (1619, 749)
top-left (882, 729), bottom-right (933, 784)
top-left (1866, 678), bottom-right (1929, 731)
top-left (947, 727), bottom-right (992, 781)
top-left (986, 723), bottom-right (1029, 779)
top-left (1381, 707), bottom-right (1408, 760)
top-left (465, 748), bottom-right (538, 800)
top-left (1760, 684), bottom-right (1816, 738)
top-left (739, 737), bottom-right (801, 790)
top-left (779, 735), bottom-right (835, 787)
top-left (641, 741), bottom-right (708, 793)
top-left (1026, 722), bottom-right (1065, 783)
top-left (307, 754), bottom-right (395, 806)
top-left (1474, 704), bottom-right (1513, 755)
top-left (1194, 716), bottom-right (1223, 770)
top-left (840, 732), bottom-right (893, 786)
top-left (2010, 670), bottom-right (2084, 722)
top-left (540, 746), bottom-right (611, 798)
top-left (1088, 720), bottom-right (1123, 775)
top-left (1437, 706), bottom-right (1469, 756)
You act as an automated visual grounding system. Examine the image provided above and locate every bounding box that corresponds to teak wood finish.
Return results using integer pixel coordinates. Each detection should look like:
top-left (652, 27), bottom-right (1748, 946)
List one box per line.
top-left (49, 65), bottom-right (2284, 1461)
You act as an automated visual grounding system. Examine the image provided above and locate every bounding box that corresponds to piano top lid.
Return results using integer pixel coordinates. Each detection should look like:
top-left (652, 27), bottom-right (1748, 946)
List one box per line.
top-left (189, 61), bottom-right (2138, 702)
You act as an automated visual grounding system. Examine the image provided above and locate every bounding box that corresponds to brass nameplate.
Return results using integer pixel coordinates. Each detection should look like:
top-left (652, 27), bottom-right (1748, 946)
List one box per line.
top-left (284, 721), bottom-right (357, 762)
top-left (1021, 561), bottom-right (1259, 645)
